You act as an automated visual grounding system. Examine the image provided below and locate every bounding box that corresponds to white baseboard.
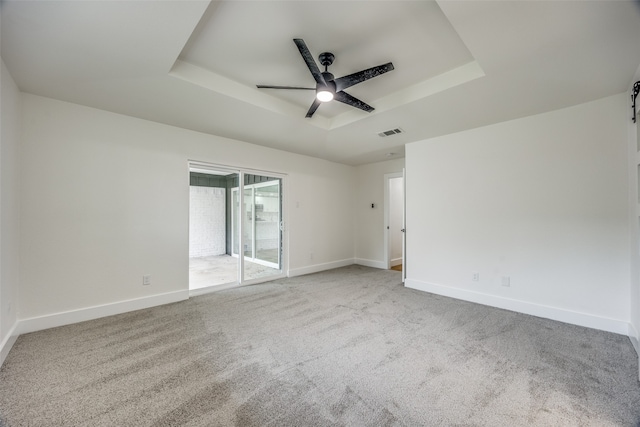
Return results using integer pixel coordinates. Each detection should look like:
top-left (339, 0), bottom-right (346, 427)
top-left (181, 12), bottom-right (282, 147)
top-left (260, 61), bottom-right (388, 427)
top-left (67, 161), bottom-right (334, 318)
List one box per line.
top-left (405, 278), bottom-right (629, 335)
top-left (354, 258), bottom-right (387, 269)
top-left (390, 258), bottom-right (402, 267)
top-left (16, 290), bottom-right (189, 336)
top-left (289, 258), bottom-right (354, 277)
top-left (630, 323), bottom-right (639, 357)
top-left (0, 323), bottom-right (18, 368)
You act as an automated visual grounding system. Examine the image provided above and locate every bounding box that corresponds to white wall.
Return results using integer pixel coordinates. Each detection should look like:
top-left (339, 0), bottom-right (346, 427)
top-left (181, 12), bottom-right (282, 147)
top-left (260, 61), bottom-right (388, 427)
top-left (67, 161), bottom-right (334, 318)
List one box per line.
top-left (629, 64), bottom-right (640, 363)
top-left (11, 79), bottom-right (637, 361)
top-left (189, 186), bottom-right (226, 258)
top-left (389, 177), bottom-right (404, 264)
top-left (354, 158), bottom-right (405, 268)
top-left (0, 59), bottom-right (21, 364)
top-left (406, 93), bottom-right (630, 334)
top-left (18, 93), bottom-right (355, 330)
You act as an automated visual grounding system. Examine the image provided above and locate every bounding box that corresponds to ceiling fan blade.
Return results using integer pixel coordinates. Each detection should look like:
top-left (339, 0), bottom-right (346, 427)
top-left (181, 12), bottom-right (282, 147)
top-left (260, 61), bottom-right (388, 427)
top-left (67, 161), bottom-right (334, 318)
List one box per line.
top-left (257, 85), bottom-right (315, 90)
top-left (293, 38), bottom-right (326, 85)
top-left (334, 91), bottom-right (375, 113)
top-left (305, 98), bottom-right (321, 118)
top-left (334, 62), bottom-right (395, 92)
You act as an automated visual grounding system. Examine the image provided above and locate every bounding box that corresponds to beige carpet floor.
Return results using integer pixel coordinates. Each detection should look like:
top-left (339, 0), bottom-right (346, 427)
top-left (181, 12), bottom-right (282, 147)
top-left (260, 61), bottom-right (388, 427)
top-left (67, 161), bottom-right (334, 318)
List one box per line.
top-left (1, 265), bottom-right (639, 426)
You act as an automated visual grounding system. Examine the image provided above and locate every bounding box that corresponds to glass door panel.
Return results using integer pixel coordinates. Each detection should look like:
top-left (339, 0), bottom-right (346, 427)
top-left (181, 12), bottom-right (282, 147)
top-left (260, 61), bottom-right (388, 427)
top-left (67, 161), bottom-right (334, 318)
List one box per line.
top-left (227, 172), bottom-right (284, 284)
top-left (243, 176), bottom-right (282, 281)
top-left (254, 182), bottom-right (280, 267)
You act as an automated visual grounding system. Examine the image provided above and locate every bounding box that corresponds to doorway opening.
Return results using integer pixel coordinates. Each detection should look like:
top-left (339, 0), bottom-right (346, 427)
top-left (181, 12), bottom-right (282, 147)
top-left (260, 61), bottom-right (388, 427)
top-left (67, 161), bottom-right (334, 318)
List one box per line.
top-left (384, 172), bottom-right (405, 278)
top-left (188, 162), bottom-right (286, 293)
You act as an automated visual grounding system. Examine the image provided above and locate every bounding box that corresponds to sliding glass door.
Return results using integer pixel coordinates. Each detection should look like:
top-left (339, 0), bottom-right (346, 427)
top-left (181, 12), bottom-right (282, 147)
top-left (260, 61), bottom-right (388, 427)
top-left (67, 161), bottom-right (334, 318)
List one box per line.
top-left (190, 162), bottom-right (285, 290)
top-left (233, 175), bottom-right (282, 281)
top-left (253, 181), bottom-right (281, 268)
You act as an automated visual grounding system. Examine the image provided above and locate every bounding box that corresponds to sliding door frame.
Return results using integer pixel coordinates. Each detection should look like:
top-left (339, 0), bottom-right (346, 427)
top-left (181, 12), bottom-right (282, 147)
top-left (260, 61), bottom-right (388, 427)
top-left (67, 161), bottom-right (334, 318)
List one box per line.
top-left (188, 161), bottom-right (288, 291)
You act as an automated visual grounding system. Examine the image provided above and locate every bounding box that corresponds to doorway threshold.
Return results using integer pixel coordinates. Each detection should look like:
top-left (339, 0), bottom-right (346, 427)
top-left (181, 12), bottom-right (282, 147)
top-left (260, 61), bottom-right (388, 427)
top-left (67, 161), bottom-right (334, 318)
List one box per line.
top-left (189, 281), bottom-right (241, 297)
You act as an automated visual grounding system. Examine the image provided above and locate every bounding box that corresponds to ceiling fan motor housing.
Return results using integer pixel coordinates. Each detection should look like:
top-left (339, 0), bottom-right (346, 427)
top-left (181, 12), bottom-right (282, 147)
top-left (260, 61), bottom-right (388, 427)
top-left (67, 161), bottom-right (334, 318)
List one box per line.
top-left (319, 52), bottom-right (335, 67)
top-left (317, 79), bottom-right (336, 96)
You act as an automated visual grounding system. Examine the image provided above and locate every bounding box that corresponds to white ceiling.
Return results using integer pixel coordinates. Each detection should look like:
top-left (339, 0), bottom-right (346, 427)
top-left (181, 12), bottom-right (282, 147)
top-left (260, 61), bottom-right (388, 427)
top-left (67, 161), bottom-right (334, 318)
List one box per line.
top-left (3, 1), bottom-right (640, 165)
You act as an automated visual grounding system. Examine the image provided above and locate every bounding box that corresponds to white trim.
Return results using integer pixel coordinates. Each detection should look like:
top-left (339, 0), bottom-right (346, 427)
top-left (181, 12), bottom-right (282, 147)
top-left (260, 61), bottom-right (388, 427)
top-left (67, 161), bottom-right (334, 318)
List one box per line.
top-left (355, 258), bottom-right (387, 269)
top-left (16, 290), bottom-right (189, 335)
top-left (630, 323), bottom-right (639, 357)
top-left (390, 257), bottom-right (402, 267)
top-left (405, 278), bottom-right (629, 335)
top-left (0, 323), bottom-right (18, 367)
top-left (288, 259), bottom-right (354, 277)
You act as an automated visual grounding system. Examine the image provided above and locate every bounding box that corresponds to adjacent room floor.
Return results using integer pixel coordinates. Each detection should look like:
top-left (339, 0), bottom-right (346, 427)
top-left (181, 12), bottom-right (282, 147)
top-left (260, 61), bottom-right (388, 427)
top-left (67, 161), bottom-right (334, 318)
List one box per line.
top-left (1, 265), bottom-right (639, 426)
top-left (189, 254), bottom-right (276, 289)
top-left (390, 264), bottom-right (402, 272)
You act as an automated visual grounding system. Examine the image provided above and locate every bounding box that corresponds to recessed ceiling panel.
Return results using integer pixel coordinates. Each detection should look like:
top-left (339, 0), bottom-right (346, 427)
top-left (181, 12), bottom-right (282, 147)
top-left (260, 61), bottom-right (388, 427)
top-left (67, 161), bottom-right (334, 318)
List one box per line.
top-left (178, 1), bottom-right (475, 119)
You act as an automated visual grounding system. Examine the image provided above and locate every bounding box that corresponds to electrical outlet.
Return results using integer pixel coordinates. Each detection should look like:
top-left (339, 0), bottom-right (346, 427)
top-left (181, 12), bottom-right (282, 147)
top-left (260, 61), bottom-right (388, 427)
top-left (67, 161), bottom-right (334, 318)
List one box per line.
top-left (143, 275), bottom-right (151, 286)
top-left (501, 276), bottom-right (511, 287)
top-left (472, 272), bottom-right (479, 282)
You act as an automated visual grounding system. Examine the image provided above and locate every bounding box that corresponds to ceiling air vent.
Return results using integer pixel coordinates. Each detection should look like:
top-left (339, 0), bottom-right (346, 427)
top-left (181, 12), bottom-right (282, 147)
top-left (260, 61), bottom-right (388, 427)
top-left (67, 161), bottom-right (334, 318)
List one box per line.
top-left (378, 128), bottom-right (404, 138)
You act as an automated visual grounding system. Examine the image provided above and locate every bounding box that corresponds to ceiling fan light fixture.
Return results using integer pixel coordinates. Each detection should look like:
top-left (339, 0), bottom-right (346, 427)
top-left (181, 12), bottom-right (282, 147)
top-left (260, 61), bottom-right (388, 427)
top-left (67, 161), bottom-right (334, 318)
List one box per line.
top-left (316, 90), bottom-right (334, 102)
top-left (257, 39), bottom-right (394, 118)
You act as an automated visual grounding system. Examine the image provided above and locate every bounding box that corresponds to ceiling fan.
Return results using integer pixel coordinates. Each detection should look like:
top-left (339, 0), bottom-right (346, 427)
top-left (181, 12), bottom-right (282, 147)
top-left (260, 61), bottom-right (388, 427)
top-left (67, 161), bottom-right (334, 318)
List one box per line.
top-left (257, 39), bottom-right (394, 118)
